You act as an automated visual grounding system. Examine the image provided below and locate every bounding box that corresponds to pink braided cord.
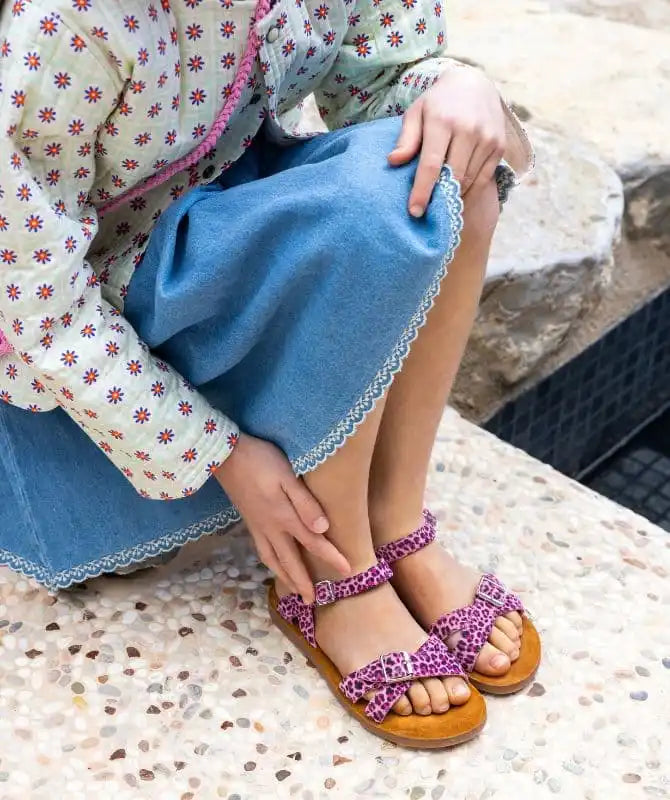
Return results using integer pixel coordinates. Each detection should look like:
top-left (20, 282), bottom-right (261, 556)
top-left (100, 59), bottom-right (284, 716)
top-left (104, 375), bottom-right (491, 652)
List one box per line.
top-left (0, 330), bottom-right (12, 356)
top-left (430, 574), bottom-right (525, 673)
top-left (340, 635), bottom-right (465, 723)
top-left (374, 508), bottom-right (436, 564)
top-left (97, 0), bottom-right (272, 218)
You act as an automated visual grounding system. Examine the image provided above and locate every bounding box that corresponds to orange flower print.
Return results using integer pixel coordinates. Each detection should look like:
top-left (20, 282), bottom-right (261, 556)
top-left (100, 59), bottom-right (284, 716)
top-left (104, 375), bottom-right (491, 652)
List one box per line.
top-left (134, 407), bottom-right (151, 424)
top-left (61, 350), bottom-right (78, 367)
top-left (157, 429), bottom-right (175, 444)
top-left (181, 448), bottom-right (197, 463)
top-left (106, 386), bottom-right (124, 404)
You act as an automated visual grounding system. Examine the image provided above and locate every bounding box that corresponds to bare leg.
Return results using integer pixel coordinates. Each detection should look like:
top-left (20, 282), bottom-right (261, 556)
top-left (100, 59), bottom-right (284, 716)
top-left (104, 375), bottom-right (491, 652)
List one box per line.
top-left (368, 180), bottom-right (523, 676)
top-left (278, 397), bottom-right (471, 715)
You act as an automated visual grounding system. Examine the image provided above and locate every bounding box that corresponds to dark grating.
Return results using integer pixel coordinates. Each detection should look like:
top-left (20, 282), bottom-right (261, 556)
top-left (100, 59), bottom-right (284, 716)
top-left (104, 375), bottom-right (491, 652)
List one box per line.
top-left (484, 286), bottom-right (670, 478)
top-left (583, 410), bottom-right (670, 532)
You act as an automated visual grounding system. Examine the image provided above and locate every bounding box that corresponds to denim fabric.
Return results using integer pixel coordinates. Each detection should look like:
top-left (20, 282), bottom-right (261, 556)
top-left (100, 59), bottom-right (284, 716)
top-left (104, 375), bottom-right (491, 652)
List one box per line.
top-left (0, 116), bottom-right (463, 592)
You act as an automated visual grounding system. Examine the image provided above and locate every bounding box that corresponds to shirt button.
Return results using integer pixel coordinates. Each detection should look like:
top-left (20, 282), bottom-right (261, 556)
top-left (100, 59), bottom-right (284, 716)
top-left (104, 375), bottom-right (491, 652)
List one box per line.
top-left (265, 25), bottom-right (280, 43)
top-left (202, 165), bottom-right (215, 180)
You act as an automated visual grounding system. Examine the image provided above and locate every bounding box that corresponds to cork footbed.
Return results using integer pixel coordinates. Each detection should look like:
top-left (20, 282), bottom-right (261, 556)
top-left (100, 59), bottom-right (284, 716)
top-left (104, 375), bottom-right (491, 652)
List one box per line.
top-left (268, 585), bottom-right (487, 749)
top-left (468, 616), bottom-right (542, 695)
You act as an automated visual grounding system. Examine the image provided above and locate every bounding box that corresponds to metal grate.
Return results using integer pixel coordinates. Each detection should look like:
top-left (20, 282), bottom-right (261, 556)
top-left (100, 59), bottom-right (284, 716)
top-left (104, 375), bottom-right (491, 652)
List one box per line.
top-left (585, 442), bottom-right (670, 532)
top-left (485, 286), bottom-right (670, 478)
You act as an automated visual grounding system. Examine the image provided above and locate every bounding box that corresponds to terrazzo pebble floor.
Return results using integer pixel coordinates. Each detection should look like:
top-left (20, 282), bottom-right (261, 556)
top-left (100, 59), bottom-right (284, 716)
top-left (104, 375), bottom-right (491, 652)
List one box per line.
top-left (0, 408), bottom-right (668, 800)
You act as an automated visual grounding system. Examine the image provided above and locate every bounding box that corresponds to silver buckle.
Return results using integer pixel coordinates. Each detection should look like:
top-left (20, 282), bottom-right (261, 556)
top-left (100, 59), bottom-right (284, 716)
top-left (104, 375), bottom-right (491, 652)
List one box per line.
top-left (476, 587), bottom-right (504, 608)
top-left (314, 580), bottom-right (336, 606)
top-left (380, 651), bottom-right (414, 683)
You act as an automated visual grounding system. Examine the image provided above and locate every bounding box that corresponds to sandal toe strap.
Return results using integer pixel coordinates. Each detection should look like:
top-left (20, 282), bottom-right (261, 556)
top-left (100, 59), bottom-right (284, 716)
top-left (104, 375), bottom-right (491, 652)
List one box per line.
top-left (430, 574), bottom-right (525, 673)
top-left (339, 635), bottom-right (465, 723)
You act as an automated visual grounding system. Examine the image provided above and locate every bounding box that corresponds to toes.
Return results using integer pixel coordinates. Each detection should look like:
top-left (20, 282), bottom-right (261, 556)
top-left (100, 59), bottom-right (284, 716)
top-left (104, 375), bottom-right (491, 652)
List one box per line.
top-left (407, 682), bottom-right (432, 715)
top-left (506, 611), bottom-right (523, 634)
top-left (392, 694), bottom-right (413, 716)
top-left (488, 627), bottom-right (518, 659)
top-left (495, 616), bottom-right (520, 643)
top-left (475, 642), bottom-right (511, 676)
top-left (443, 677), bottom-right (470, 706)
top-left (423, 678), bottom-right (450, 714)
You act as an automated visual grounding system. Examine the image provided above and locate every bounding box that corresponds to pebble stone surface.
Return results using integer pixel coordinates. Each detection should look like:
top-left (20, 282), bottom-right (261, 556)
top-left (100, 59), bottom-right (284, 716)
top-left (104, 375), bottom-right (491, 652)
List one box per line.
top-left (0, 408), bottom-right (668, 800)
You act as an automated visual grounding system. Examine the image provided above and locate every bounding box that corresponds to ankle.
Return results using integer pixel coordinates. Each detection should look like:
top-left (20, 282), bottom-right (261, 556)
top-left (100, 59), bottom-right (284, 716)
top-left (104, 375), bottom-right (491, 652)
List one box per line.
top-left (369, 503), bottom-right (424, 547)
top-left (310, 551), bottom-right (379, 584)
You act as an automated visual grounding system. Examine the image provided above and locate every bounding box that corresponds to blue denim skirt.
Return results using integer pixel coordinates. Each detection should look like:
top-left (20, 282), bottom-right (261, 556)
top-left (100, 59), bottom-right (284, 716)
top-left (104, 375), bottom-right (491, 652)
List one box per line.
top-left (0, 116), bottom-right (466, 592)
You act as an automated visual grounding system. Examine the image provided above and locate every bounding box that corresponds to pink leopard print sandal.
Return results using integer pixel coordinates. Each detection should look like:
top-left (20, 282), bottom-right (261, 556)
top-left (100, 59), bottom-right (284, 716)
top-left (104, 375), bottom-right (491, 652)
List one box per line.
top-left (375, 510), bottom-right (541, 695)
top-left (268, 560), bottom-right (486, 748)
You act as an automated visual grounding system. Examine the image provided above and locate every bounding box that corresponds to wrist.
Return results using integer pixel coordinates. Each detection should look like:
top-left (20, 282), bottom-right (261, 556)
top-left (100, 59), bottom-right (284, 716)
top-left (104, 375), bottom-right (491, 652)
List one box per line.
top-left (215, 431), bottom-right (245, 484)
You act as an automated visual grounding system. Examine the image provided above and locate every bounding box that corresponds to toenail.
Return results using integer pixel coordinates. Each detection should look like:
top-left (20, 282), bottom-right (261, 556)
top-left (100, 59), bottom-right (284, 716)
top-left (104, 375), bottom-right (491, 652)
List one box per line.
top-left (453, 684), bottom-right (469, 699)
top-left (492, 654), bottom-right (508, 669)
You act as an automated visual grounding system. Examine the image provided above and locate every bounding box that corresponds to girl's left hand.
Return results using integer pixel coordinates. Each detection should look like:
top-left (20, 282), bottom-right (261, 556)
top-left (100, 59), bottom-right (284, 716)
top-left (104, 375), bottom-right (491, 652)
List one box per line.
top-left (388, 65), bottom-right (506, 215)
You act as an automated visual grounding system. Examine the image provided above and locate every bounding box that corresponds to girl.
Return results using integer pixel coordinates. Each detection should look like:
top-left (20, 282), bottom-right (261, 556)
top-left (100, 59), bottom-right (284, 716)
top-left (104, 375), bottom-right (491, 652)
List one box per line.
top-left (0, 0), bottom-right (539, 747)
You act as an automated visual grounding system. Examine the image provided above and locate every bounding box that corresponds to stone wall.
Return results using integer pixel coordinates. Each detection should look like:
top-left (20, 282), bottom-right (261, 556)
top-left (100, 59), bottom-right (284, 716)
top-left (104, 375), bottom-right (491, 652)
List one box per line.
top-left (449, 0), bottom-right (670, 419)
top-left (299, 0), bottom-right (670, 420)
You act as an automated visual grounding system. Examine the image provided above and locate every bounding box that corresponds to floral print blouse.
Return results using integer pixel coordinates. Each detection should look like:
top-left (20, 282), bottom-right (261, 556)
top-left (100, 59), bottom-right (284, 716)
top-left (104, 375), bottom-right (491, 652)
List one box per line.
top-left (0, 0), bottom-right (532, 499)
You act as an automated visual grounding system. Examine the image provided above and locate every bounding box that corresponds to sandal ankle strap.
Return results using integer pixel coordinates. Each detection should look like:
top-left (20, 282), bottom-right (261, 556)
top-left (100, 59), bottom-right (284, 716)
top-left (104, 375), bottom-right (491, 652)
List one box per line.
top-left (374, 509), bottom-right (436, 565)
top-left (277, 559), bottom-right (393, 647)
top-left (314, 559), bottom-right (392, 606)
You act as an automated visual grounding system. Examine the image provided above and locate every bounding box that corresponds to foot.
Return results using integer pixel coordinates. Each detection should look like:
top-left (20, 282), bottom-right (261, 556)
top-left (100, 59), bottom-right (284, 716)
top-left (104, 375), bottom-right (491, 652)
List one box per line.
top-left (277, 576), bottom-right (471, 716)
top-left (374, 520), bottom-right (523, 677)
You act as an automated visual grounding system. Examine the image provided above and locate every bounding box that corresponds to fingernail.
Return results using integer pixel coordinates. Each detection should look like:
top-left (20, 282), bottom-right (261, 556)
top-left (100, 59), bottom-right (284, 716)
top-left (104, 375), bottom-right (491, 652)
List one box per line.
top-left (492, 654), bottom-right (508, 669)
top-left (313, 516), bottom-right (329, 533)
top-left (410, 205), bottom-right (423, 218)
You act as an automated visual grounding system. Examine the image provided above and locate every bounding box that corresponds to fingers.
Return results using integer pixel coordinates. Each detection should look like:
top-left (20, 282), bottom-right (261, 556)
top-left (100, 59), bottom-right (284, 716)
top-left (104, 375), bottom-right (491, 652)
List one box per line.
top-left (283, 477), bottom-right (329, 534)
top-left (283, 480), bottom-right (350, 576)
top-left (462, 135), bottom-right (505, 196)
top-left (273, 533), bottom-right (316, 604)
top-left (444, 131), bottom-right (476, 190)
top-left (468, 151), bottom-right (502, 196)
top-left (254, 536), bottom-right (298, 596)
top-left (408, 118), bottom-right (452, 217)
top-left (388, 101), bottom-right (423, 166)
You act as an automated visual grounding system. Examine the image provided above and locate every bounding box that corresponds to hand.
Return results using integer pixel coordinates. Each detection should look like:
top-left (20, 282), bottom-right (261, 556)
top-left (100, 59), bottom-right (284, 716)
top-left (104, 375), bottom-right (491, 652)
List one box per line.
top-left (388, 65), bottom-right (506, 215)
top-left (215, 433), bottom-right (350, 602)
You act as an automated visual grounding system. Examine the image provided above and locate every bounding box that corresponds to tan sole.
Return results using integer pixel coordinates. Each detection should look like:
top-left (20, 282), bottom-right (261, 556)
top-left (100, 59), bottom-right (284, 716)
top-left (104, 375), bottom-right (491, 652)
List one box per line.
top-left (268, 585), bottom-right (487, 749)
top-left (468, 616), bottom-right (542, 695)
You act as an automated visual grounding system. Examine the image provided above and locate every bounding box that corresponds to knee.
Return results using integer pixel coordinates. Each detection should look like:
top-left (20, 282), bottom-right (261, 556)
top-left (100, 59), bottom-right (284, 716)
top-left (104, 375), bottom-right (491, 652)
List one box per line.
top-left (461, 178), bottom-right (501, 244)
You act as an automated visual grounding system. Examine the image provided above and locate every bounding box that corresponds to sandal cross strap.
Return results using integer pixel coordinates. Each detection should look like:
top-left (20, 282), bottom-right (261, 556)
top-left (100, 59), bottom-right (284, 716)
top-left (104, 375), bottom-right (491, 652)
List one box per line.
top-left (374, 509), bottom-right (541, 694)
top-left (340, 634), bottom-right (464, 723)
top-left (430, 573), bottom-right (524, 673)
